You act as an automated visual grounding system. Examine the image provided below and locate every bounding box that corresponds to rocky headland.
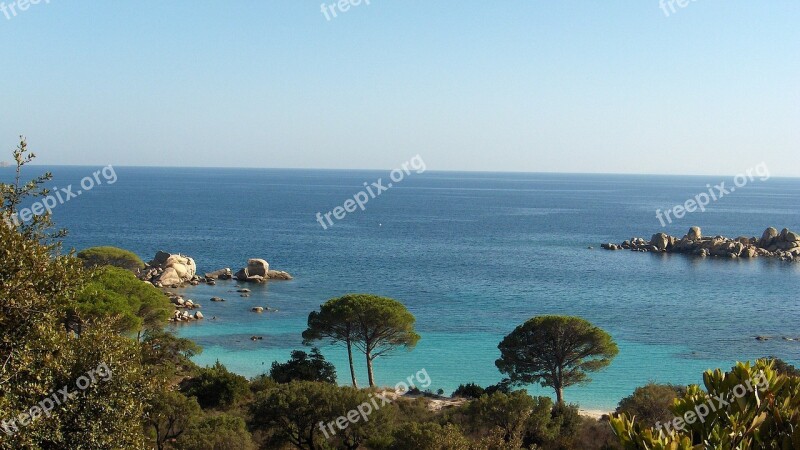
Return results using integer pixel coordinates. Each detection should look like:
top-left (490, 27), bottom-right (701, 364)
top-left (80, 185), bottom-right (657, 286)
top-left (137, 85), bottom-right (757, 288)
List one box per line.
top-left (601, 226), bottom-right (800, 262)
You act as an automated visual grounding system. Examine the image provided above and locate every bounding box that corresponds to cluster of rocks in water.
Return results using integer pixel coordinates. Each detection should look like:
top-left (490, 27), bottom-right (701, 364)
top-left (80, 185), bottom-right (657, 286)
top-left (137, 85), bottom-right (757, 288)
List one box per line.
top-left (755, 336), bottom-right (800, 342)
top-left (229, 258), bottom-right (293, 283)
top-left (139, 253), bottom-right (293, 288)
top-left (601, 226), bottom-right (800, 262)
top-left (136, 252), bottom-right (293, 324)
top-left (168, 292), bottom-right (204, 322)
top-left (140, 251), bottom-right (198, 287)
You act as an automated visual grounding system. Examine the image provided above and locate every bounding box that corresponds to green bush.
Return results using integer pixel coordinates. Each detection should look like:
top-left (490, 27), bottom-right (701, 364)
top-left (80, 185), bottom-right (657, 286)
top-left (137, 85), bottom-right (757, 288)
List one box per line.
top-left (463, 390), bottom-right (554, 445)
top-left (452, 383), bottom-right (486, 399)
top-left (615, 383), bottom-right (686, 428)
top-left (389, 423), bottom-right (471, 450)
top-left (182, 361), bottom-right (250, 410)
top-left (251, 381), bottom-right (394, 450)
top-left (765, 356), bottom-right (800, 377)
top-left (78, 246), bottom-right (145, 272)
top-left (75, 265), bottom-right (172, 334)
top-left (176, 413), bottom-right (256, 450)
top-left (611, 360), bottom-right (800, 449)
top-left (270, 348), bottom-right (337, 384)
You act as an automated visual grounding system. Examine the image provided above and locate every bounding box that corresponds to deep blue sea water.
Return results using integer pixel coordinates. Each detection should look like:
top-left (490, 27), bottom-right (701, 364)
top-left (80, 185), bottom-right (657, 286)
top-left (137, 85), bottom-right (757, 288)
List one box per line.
top-left (7, 166), bottom-right (800, 410)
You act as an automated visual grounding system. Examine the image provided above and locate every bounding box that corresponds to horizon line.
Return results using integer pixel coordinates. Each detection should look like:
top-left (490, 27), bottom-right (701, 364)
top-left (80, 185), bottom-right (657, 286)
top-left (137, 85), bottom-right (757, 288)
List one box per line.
top-left (14, 163), bottom-right (798, 180)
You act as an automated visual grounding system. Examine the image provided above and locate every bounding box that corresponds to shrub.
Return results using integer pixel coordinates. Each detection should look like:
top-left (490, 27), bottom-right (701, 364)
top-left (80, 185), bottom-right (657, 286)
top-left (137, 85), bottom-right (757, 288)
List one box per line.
top-left (484, 379), bottom-right (513, 396)
top-left (389, 423), bottom-right (471, 450)
top-left (182, 361), bottom-right (250, 410)
top-left (615, 383), bottom-right (686, 428)
top-left (176, 413), bottom-right (256, 450)
top-left (765, 356), bottom-right (800, 377)
top-left (572, 417), bottom-right (622, 450)
top-left (77, 246), bottom-right (145, 272)
top-left (611, 360), bottom-right (800, 448)
top-left (250, 374), bottom-right (278, 394)
top-left (250, 381), bottom-right (392, 450)
top-left (547, 402), bottom-right (582, 448)
top-left (463, 390), bottom-right (553, 444)
top-left (75, 265), bottom-right (172, 334)
top-left (269, 348), bottom-right (337, 384)
top-left (453, 383), bottom-right (486, 399)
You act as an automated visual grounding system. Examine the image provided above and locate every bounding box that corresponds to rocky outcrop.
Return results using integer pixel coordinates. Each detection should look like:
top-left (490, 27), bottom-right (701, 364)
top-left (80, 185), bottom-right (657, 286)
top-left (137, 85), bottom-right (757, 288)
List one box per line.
top-left (140, 251), bottom-right (198, 287)
top-left (170, 309), bottom-right (204, 323)
top-left (267, 270), bottom-right (293, 280)
top-left (235, 259), bottom-right (269, 282)
top-left (205, 268), bottom-right (232, 280)
top-left (141, 255), bottom-right (292, 286)
top-left (601, 227), bottom-right (800, 262)
top-left (234, 259), bottom-right (293, 282)
top-left (169, 293), bottom-right (201, 310)
top-left (167, 292), bottom-right (203, 323)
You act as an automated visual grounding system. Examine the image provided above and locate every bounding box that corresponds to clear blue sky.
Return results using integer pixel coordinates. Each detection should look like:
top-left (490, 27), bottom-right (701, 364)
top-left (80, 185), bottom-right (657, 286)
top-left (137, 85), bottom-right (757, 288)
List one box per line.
top-left (1, 1), bottom-right (798, 175)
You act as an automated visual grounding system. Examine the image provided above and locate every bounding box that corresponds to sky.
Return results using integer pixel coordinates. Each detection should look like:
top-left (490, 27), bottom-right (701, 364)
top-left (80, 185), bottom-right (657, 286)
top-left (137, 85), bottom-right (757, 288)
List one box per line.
top-left (0, 1), bottom-right (798, 176)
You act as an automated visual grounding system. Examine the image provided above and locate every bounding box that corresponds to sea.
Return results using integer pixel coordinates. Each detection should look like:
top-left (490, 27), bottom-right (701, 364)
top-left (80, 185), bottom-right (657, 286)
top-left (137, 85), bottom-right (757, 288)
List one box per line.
top-left (8, 165), bottom-right (800, 410)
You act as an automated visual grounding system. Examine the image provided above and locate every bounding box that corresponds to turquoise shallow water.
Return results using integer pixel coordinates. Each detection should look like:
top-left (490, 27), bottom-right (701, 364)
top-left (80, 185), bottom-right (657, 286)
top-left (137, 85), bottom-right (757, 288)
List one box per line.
top-left (14, 166), bottom-right (800, 410)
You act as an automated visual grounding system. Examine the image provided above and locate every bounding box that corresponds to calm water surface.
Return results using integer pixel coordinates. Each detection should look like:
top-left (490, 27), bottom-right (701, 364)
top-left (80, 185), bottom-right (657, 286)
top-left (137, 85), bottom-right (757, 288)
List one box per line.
top-left (13, 166), bottom-right (799, 410)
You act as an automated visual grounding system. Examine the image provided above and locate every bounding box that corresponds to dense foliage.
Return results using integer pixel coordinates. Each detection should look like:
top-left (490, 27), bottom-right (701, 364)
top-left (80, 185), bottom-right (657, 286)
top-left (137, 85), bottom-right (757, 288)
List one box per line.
top-left (452, 383), bottom-right (487, 399)
top-left (180, 361), bottom-right (250, 410)
top-left (0, 143), bottom-right (151, 449)
top-left (611, 360), bottom-right (800, 449)
top-left (496, 315), bottom-right (619, 404)
top-left (74, 265), bottom-right (172, 336)
top-left (77, 246), bottom-right (146, 272)
top-left (615, 383), bottom-right (686, 428)
top-left (304, 294), bottom-right (420, 387)
top-left (270, 348), bottom-right (338, 384)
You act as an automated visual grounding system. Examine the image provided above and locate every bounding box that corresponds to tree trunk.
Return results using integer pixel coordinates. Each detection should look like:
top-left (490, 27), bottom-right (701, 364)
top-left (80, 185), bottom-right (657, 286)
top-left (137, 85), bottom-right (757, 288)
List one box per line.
top-left (366, 352), bottom-right (376, 387)
top-left (346, 338), bottom-right (358, 388)
top-left (554, 366), bottom-right (564, 404)
top-left (555, 382), bottom-right (564, 404)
